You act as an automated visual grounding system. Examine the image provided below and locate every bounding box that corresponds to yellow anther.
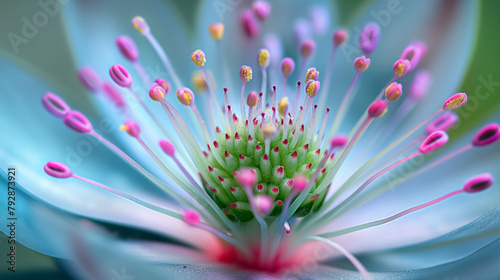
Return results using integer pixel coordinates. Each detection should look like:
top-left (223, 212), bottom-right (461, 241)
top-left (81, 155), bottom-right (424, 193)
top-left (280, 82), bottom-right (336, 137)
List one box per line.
top-left (258, 49), bottom-right (270, 68)
top-left (192, 71), bottom-right (208, 92)
top-left (278, 97), bottom-right (289, 117)
top-left (177, 88), bottom-right (195, 106)
top-left (305, 67), bottom-right (319, 82)
top-left (132, 16), bottom-right (149, 34)
top-left (208, 23), bottom-right (224, 40)
top-left (240, 65), bottom-right (253, 82)
top-left (191, 50), bottom-right (206, 67)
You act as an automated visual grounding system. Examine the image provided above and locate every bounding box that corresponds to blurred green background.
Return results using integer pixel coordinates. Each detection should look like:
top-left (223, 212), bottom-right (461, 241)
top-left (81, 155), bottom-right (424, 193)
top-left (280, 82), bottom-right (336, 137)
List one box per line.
top-left (1, 0), bottom-right (499, 279)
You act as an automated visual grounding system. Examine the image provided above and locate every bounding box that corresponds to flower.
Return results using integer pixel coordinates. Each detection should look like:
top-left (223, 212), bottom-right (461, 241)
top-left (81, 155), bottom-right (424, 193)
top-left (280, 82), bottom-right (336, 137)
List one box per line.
top-left (1, 1), bottom-right (500, 279)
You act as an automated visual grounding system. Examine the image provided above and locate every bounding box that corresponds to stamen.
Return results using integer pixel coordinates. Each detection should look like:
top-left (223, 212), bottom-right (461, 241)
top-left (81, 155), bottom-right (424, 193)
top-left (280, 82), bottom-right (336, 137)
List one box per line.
top-left (359, 22), bottom-right (380, 55)
top-left (240, 65), bottom-right (253, 121)
top-left (241, 9), bottom-right (259, 38)
top-left (281, 58), bottom-right (295, 97)
top-left (299, 39), bottom-right (316, 78)
top-left (393, 59), bottom-right (410, 78)
top-left (400, 42), bottom-right (426, 72)
top-left (291, 81), bottom-right (302, 117)
top-left (425, 112), bottom-right (458, 135)
top-left (132, 16), bottom-right (182, 89)
top-left (109, 64), bottom-right (133, 88)
top-left (473, 123), bottom-right (500, 147)
top-left (116, 35), bottom-right (151, 87)
top-left (252, 1), bottom-right (271, 21)
top-left (305, 80), bottom-right (320, 97)
top-left (258, 49), bottom-right (270, 105)
top-left (42, 93), bottom-right (70, 118)
top-left (64, 110), bottom-right (93, 133)
top-left (305, 67), bottom-right (319, 82)
top-left (208, 23), bottom-right (224, 40)
top-left (44, 161), bottom-right (72, 178)
top-left (384, 82), bottom-right (403, 101)
top-left (443, 92), bottom-right (468, 110)
top-left (319, 173), bottom-right (493, 239)
top-left (247, 91), bottom-right (259, 137)
top-left (78, 66), bottom-right (102, 92)
top-left (328, 56), bottom-right (367, 136)
top-left (367, 100), bottom-right (388, 118)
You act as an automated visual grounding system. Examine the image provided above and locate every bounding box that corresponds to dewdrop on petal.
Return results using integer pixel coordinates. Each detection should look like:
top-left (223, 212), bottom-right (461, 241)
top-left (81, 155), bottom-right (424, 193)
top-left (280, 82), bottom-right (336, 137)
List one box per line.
top-left (443, 93), bottom-right (468, 110)
top-left (208, 23), bottom-right (224, 40)
top-left (120, 120), bottom-right (141, 138)
top-left (177, 87), bottom-right (195, 106)
top-left (305, 67), bottom-right (319, 82)
top-left (257, 48), bottom-right (271, 68)
top-left (385, 82), bottom-right (403, 101)
top-left (191, 50), bottom-right (206, 67)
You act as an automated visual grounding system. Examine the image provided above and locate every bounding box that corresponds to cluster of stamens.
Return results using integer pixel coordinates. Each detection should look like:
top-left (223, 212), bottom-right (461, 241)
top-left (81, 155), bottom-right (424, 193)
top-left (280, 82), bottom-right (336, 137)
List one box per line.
top-left (38, 5), bottom-right (500, 278)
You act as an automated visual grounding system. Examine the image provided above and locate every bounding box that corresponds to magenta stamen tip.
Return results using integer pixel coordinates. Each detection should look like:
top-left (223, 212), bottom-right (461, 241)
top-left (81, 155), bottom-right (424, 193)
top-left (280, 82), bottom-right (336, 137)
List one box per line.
top-left (132, 16), bottom-right (150, 34)
top-left (155, 78), bottom-right (171, 93)
top-left (293, 175), bottom-right (308, 193)
top-left (354, 55), bottom-right (370, 73)
top-left (247, 91), bottom-right (259, 107)
top-left (393, 59), bottom-right (410, 78)
top-left (42, 92), bottom-right (70, 118)
top-left (384, 82), bottom-right (403, 101)
top-left (330, 135), bottom-right (348, 150)
top-left (159, 140), bottom-right (175, 156)
top-left (419, 131), bottom-right (449, 154)
top-left (109, 64), bottom-right (133, 88)
top-left (120, 120), bottom-right (141, 137)
top-left (443, 93), bottom-right (467, 110)
top-left (359, 22), bottom-right (380, 54)
top-left (400, 42), bottom-right (426, 71)
top-left (367, 100), bottom-right (387, 118)
top-left (281, 57), bottom-right (295, 77)
top-left (305, 80), bottom-right (321, 97)
top-left (63, 110), bottom-right (93, 134)
top-left (177, 87), bottom-right (195, 106)
top-left (241, 9), bottom-right (259, 38)
top-left (183, 210), bottom-right (201, 226)
top-left (235, 168), bottom-right (257, 190)
top-left (44, 161), bottom-right (72, 179)
top-left (149, 85), bottom-right (166, 102)
top-left (473, 123), bottom-right (500, 147)
top-left (300, 39), bottom-right (316, 58)
top-left (252, 1), bottom-right (271, 21)
top-left (254, 195), bottom-right (273, 216)
top-left (333, 29), bottom-right (348, 47)
top-left (426, 112), bottom-right (458, 135)
top-left (464, 173), bottom-right (493, 193)
top-left (102, 83), bottom-right (126, 108)
top-left (305, 67), bottom-right (319, 82)
top-left (116, 35), bottom-right (139, 62)
top-left (78, 66), bottom-right (102, 92)
top-left (409, 70), bottom-right (432, 101)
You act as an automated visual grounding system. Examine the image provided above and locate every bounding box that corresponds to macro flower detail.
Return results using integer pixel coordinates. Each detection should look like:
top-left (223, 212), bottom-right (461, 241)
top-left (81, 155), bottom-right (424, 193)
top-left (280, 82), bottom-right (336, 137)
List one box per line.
top-left (2, 1), bottom-right (500, 280)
